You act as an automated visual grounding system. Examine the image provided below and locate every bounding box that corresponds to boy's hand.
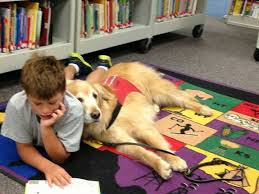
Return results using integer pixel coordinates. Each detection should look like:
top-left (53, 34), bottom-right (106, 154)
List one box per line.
top-left (40, 102), bottom-right (66, 128)
top-left (45, 163), bottom-right (71, 188)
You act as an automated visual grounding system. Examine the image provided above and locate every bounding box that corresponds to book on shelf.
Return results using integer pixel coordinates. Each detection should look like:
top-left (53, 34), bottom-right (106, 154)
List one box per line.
top-left (174, 0), bottom-right (180, 16)
top-left (86, 3), bottom-right (94, 37)
top-left (0, 7), bottom-right (11, 53)
top-left (35, 9), bottom-right (42, 48)
top-left (25, 178), bottom-right (101, 194)
top-left (24, 2), bottom-right (39, 49)
top-left (233, 0), bottom-right (245, 15)
top-left (191, 0), bottom-right (198, 15)
top-left (94, 3), bottom-right (101, 33)
top-left (81, 0), bottom-right (87, 38)
top-left (178, 0), bottom-right (188, 16)
top-left (16, 7), bottom-right (24, 49)
top-left (9, 3), bottom-right (16, 52)
top-left (98, 3), bottom-right (105, 33)
top-left (40, 5), bottom-right (51, 46)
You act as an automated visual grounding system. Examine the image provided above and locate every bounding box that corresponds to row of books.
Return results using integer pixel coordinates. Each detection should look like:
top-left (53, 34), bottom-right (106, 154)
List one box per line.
top-left (81, 0), bottom-right (134, 38)
top-left (229, 0), bottom-right (259, 18)
top-left (0, 1), bottom-right (52, 53)
top-left (156, 0), bottom-right (198, 22)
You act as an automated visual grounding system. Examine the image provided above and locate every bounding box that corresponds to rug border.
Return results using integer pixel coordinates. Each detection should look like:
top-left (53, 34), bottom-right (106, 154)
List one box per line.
top-left (0, 165), bottom-right (27, 185)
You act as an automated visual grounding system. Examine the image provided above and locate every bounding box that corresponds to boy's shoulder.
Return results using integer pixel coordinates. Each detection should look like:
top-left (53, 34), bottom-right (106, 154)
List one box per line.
top-left (8, 91), bottom-right (27, 109)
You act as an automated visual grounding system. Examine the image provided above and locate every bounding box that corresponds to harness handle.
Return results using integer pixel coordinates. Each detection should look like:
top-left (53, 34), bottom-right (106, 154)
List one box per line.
top-left (182, 158), bottom-right (244, 183)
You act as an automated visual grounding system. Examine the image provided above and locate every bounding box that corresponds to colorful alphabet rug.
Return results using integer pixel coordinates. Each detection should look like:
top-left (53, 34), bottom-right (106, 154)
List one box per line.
top-left (0, 65), bottom-right (258, 194)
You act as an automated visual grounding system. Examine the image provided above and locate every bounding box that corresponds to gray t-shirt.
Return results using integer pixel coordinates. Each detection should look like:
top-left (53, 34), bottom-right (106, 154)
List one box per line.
top-left (1, 90), bottom-right (84, 152)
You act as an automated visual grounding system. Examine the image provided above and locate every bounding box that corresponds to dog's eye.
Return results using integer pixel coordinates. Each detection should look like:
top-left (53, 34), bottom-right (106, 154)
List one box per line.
top-left (77, 97), bottom-right (84, 102)
top-left (93, 93), bottom-right (97, 99)
top-left (102, 97), bottom-right (109, 101)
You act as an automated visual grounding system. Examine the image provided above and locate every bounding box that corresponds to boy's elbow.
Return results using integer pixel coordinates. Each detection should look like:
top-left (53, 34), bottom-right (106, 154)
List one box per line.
top-left (52, 152), bottom-right (71, 164)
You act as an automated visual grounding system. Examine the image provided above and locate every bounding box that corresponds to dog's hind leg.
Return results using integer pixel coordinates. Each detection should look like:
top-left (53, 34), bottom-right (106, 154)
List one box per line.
top-left (135, 127), bottom-right (188, 172)
top-left (116, 138), bottom-right (173, 180)
top-left (148, 79), bottom-right (213, 116)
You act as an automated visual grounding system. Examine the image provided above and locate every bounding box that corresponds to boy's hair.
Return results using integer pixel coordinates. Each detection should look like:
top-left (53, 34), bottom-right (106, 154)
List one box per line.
top-left (21, 54), bottom-right (66, 99)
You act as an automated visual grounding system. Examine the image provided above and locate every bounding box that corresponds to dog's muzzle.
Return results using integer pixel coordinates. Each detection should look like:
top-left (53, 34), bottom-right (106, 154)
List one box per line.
top-left (84, 110), bottom-right (101, 123)
top-left (90, 110), bottom-right (100, 120)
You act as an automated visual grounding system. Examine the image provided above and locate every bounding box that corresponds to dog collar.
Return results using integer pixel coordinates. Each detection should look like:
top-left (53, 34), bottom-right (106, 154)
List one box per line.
top-left (107, 102), bottom-right (122, 129)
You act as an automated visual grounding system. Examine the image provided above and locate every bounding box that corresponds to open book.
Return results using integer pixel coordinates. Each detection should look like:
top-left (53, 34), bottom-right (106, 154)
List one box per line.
top-left (25, 178), bottom-right (100, 194)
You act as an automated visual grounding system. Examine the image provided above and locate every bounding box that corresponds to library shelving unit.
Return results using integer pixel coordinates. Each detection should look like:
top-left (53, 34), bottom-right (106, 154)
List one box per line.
top-left (0, 0), bottom-right (75, 74)
top-left (225, 15), bottom-right (259, 61)
top-left (74, 0), bottom-right (153, 54)
top-left (151, 0), bottom-right (207, 38)
top-left (74, 0), bottom-right (207, 55)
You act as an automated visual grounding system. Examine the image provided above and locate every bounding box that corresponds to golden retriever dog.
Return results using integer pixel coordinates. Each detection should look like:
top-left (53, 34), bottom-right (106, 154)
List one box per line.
top-left (67, 62), bottom-right (213, 179)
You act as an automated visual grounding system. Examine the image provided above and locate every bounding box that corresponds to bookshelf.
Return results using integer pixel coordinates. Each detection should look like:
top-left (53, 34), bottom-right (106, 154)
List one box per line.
top-left (0, 0), bottom-right (75, 74)
top-left (75, 0), bottom-right (207, 55)
top-left (151, 0), bottom-right (207, 37)
top-left (225, 0), bottom-right (259, 61)
top-left (74, 0), bottom-right (153, 54)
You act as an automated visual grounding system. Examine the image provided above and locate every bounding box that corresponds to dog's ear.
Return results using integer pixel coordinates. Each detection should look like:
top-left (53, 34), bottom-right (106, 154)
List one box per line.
top-left (66, 80), bottom-right (79, 96)
top-left (93, 84), bottom-right (115, 101)
top-left (66, 80), bottom-right (74, 85)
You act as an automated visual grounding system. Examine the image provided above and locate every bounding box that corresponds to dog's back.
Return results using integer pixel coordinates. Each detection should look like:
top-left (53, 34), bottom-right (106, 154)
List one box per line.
top-left (107, 62), bottom-right (177, 104)
top-left (107, 62), bottom-right (179, 107)
top-left (107, 62), bottom-right (162, 88)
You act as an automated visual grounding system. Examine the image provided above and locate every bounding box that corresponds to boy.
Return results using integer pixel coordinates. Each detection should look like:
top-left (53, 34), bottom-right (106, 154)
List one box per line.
top-left (1, 53), bottom-right (111, 187)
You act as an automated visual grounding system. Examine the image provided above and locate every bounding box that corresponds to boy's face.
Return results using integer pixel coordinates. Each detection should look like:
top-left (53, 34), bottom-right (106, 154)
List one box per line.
top-left (28, 92), bottom-right (65, 120)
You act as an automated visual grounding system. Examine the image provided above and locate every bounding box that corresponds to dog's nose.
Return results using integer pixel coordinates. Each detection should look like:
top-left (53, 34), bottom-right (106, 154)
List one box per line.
top-left (91, 111), bottom-right (100, 120)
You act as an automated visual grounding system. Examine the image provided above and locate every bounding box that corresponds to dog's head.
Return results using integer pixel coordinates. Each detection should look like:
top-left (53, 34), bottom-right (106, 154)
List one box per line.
top-left (67, 80), bottom-right (102, 123)
top-left (66, 80), bottom-right (117, 126)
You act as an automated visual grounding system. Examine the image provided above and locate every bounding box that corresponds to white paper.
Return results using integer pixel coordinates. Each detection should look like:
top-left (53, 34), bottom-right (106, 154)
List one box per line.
top-left (25, 178), bottom-right (100, 194)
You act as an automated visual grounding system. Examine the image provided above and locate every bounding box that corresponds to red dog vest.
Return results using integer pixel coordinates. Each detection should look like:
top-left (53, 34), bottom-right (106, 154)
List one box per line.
top-left (104, 76), bottom-right (141, 104)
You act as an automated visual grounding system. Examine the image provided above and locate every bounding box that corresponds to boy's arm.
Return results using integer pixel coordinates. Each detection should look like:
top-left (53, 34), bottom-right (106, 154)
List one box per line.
top-left (16, 142), bottom-right (53, 172)
top-left (39, 102), bottom-right (71, 163)
top-left (16, 142), bottom-right (71, 186)
top-left (40, 125), bottom-right (71, 164)
top-left (39, 101), bottom-right (84, 162)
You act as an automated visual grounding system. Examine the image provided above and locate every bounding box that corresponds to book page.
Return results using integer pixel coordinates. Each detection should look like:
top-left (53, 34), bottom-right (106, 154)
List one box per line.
top-left (25, 178), bottom-right (100, 194)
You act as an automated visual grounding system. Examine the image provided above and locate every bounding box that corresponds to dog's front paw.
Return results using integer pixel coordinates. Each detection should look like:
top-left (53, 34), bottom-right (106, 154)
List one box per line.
top-left (170, 156), bottom-right (188, 172)
top-left (164, 154), bottom-right (188, 172)
top-left (156, 159), bottom-right (172, 180)
top-left (199, 105), bottom-right (213, 116)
